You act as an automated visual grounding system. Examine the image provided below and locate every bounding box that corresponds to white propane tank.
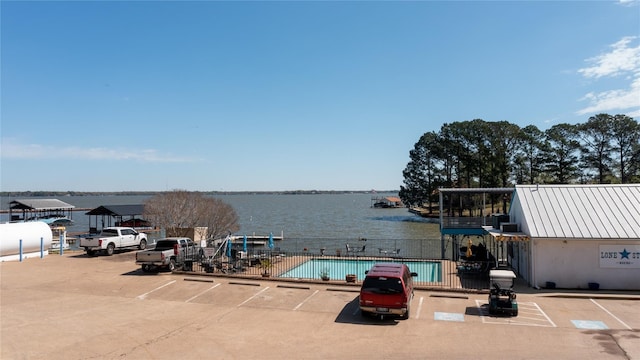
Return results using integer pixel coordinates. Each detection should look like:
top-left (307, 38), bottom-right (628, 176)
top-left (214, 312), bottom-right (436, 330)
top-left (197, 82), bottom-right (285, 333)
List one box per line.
top-left (0, 222), bottom-right (53, 258)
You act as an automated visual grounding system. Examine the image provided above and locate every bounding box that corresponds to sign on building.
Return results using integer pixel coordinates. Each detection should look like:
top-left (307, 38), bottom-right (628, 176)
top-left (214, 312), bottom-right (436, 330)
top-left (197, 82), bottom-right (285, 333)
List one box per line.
top-left (599, 245), bottom-right (640, 268)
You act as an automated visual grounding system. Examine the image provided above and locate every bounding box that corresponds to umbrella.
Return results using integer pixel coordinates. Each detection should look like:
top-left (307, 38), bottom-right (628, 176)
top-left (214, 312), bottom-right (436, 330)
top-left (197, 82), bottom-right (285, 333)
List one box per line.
top-left (226, 236), bottom-right (232, 258)
top-left (243, 235), bottom-right (247, 252)
top-left (268, 232), bottom-right (274, 249)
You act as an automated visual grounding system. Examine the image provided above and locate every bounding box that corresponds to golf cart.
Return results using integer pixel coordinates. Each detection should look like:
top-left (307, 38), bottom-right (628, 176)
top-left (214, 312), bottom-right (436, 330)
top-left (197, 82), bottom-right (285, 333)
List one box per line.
top-left (488, 269), bottom-right (518, 316)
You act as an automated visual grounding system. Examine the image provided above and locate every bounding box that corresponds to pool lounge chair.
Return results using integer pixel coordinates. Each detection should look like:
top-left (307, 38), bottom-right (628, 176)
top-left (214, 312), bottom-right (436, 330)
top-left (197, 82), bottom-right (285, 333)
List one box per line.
top-left (346, 244), bottom-right (366, 256)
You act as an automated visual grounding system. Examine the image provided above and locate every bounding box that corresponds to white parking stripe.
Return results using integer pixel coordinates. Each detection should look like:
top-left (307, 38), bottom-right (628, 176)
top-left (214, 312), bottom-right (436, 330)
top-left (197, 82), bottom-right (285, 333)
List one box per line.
top-left (475, 300), bottom-right (556, 327)
top-left (590, 299), bottom-right (632, 330)
top-left (293, 290), bottom-right (319, 311)
top-left (185, 283), bottom-right (221, 303)
top-left (415, 296), bottom-right (424, 319)
top-left (531, 302), bottom-right (557, 327)
top-left (237, 286), bottom-right (270, 307)
top-left (136, 280), bottom-right (177, 300)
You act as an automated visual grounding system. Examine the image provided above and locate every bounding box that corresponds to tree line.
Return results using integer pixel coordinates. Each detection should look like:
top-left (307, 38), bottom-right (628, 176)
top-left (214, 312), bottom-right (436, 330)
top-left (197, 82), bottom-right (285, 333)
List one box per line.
top-left (399, 113), bottom-right (640, 208)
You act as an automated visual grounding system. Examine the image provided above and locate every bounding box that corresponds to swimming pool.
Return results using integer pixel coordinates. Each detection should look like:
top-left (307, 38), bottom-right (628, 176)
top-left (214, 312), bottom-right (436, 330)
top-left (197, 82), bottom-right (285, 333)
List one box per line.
top-left (278, 258), bottom-right (441, 283)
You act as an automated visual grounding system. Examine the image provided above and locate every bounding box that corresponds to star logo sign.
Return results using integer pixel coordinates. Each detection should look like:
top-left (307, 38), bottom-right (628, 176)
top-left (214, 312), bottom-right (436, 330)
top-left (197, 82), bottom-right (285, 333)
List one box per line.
top-left (619, 249), bottom-right (630, 259)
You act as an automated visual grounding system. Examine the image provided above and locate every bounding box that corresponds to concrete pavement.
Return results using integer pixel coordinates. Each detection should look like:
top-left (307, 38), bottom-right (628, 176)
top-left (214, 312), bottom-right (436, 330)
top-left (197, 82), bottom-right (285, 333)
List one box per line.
top-left (2, 250), bottom-right (639, 359)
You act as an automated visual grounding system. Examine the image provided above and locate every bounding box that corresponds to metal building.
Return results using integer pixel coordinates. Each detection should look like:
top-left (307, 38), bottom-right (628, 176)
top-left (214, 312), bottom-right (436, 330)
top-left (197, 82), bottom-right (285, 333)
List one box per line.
top-left (486, 184), bottom-right (640, 290)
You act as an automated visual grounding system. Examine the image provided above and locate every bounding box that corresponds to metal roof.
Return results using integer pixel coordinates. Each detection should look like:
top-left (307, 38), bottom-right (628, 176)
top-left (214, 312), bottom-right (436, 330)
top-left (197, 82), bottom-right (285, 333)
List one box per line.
top-left (85, 204), bottom-right (145, 216)
top-left (513, 184), bottom-right (640, 239)
top-left (9, 199), bottom-right (75, 210)
top-left (438, 187), bottom-right (515, 194)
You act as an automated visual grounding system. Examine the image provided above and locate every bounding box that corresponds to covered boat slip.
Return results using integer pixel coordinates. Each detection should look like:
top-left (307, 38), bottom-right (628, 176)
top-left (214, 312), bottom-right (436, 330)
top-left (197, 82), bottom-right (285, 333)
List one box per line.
top-left (5, 199), bottom-right (153, 236)
top-left (8, 199), bottom-right (75, 222)
top-left (85, 204), bottom-right (150, 233)
top-left (371, 196), bottom-right (404, 208)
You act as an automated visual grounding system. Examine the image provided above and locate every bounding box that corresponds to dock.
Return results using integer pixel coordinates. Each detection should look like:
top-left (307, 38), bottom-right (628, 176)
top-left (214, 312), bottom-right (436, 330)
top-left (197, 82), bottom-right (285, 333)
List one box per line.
top-left (212, 234), bottom-right (284, 248)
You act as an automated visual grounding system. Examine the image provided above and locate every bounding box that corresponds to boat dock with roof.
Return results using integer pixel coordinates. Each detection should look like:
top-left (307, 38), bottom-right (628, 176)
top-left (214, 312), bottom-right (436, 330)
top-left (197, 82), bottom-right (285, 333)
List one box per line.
top-left (7, 199), bottom-right (76, 224)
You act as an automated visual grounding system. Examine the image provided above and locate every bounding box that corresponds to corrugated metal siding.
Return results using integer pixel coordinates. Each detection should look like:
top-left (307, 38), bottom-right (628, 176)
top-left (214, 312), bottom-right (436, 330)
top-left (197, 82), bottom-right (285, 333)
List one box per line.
top-left (515, 184), bottom-right (640, 239)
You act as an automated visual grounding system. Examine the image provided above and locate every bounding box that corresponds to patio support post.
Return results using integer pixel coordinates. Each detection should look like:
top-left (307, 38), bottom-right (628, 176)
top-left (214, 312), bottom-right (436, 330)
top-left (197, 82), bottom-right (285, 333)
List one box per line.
top-left (440, 190), bottom-right (445, 259)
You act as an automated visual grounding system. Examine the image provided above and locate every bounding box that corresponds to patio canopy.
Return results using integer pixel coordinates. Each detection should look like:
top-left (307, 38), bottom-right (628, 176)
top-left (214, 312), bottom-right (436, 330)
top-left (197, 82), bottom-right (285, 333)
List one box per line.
top-left (483, 226), bottom-right (530, 242)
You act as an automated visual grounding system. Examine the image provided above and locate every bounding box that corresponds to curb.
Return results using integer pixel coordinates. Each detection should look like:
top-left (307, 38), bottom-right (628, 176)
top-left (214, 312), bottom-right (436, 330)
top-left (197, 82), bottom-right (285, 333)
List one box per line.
top-left (539, 293), bottom-right (640, 301)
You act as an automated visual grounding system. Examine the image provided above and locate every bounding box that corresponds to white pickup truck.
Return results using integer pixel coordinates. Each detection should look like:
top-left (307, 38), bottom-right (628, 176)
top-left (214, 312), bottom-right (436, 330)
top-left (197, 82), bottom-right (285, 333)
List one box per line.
top-left (80, 227), bottom-right (148, 256)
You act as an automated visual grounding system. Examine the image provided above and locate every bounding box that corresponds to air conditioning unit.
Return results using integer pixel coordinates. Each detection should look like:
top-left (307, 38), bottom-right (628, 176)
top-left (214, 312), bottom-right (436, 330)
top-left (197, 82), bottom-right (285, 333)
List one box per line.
top-left (500, 223), bottom-right (519, 232)
top-left (491, 214), bottom-right (510, 229)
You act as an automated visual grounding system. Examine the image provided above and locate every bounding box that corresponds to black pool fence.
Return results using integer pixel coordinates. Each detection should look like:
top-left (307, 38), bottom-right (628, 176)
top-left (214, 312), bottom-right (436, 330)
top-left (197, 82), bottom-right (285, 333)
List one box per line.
top-left (182, 237), bottom-right (493, 291)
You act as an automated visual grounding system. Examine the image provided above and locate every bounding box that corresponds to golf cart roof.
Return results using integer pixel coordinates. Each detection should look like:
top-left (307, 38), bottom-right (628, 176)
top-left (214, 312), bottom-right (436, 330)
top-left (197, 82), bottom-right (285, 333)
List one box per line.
top-left (489, 269), bottom-right (516, 279)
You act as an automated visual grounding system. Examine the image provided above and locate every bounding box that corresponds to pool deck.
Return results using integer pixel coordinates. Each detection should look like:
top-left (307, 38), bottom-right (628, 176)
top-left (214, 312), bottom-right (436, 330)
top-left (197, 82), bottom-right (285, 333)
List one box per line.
top-left (197, 255), bottom-right (470, 291)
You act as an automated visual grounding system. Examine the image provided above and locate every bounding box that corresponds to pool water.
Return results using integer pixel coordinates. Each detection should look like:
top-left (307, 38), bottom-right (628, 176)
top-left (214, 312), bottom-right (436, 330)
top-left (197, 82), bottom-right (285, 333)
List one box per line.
top-left (278, 258), bottom-right (441, 283)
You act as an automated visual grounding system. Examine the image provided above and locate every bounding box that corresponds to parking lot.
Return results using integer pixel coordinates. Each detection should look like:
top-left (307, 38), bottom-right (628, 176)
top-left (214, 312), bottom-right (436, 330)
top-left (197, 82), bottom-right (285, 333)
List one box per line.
top-left (2, 251), bottom-right (639, 359)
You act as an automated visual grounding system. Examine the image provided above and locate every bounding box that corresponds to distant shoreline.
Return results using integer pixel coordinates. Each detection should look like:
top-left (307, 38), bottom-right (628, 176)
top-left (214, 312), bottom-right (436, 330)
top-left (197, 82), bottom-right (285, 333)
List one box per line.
top-left (1, 190), bottom-right (399, 197)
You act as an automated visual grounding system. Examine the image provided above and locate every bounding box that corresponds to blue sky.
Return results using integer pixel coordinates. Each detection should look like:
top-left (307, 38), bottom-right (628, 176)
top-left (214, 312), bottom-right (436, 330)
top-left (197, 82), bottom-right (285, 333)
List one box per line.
top-left (1, 1), bottom-right (639, 192)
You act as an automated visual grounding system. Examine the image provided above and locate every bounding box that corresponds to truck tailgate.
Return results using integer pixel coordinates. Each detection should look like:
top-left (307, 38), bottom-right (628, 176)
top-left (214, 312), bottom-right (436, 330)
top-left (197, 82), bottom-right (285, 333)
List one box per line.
top-left (79, 238), bottom-right (100, 247)
top-left (136, 251), bottom-right (165, 262)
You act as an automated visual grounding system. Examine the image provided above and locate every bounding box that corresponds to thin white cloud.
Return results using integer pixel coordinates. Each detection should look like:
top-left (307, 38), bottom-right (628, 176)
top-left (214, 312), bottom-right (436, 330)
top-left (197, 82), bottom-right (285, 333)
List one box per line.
top-left (577, 76), bottom-right (640, 115)
top-left (578, 37), bottom-right (640, 79)
top-left (618, 0), bottom-right (639, 6)
top-left (576, 36), bottom-right (640, 116)
top-left (0, 138), bottom-right (198, 162)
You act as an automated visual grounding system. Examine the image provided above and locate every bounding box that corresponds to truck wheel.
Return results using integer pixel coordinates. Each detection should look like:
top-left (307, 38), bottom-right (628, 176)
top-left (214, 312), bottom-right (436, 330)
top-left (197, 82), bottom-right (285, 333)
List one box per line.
top-left (138, 239), bottom-right (147, 250)
top-left (86, 250), bottom-right (96, 257)
top-left (168, 259), bottom-right (176, 272)
top-left (106, 243), bottom-right (115, 256)
top-left (141, 264), bottom-right (151, 273)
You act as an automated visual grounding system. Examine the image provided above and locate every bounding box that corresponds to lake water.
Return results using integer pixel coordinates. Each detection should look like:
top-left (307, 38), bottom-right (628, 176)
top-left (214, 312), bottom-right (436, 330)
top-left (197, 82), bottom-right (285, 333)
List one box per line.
top-left (1, 193), bottom-right (441, 254)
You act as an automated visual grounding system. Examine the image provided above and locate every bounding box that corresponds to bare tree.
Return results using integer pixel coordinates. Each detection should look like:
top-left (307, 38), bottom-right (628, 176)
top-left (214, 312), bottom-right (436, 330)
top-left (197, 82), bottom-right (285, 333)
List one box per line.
top-left (143, 190), bottom-right (239, 240)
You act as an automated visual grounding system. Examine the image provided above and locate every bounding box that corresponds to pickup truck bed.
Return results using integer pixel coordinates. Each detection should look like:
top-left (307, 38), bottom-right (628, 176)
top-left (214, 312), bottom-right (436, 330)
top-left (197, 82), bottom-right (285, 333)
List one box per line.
top-left (136, 237), bottom-right (202, 272)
